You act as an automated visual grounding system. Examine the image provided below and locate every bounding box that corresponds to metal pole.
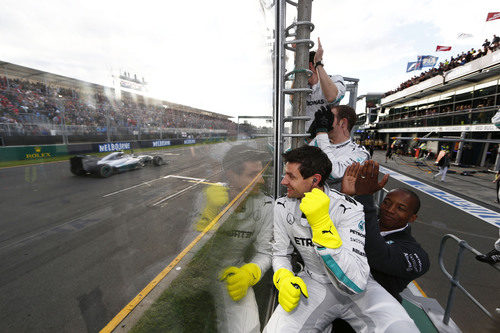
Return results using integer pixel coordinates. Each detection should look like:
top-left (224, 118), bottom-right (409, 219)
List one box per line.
top-left (237, 116), bottom-right (240, 140)
top-left (291, 0), bottom-right (312, 149)
top-left (454, 131), bottom-right (466, 165)
top-left (495, 146), bottom-right (500, 171)
top-left (442, 242), bottom-right (466, 325)
top-left (274, 0), bottom-right (286, 198)
top-left (480, 132), bottom-right (492, 167)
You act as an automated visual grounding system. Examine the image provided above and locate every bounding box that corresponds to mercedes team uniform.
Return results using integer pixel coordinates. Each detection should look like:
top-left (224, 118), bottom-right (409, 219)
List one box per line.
top-left (305, 75), bottom-right (346, 129)
top-left (264, 185), bottom-right (418, 333)
top-left (309, 135), bottom-right (371, 190)
top-left (194, 189), bottom-right (274, 333)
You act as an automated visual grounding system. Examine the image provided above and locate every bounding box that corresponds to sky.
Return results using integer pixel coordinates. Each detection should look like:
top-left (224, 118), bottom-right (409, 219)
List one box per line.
top-left (0, 0), bottom-right (498, 123)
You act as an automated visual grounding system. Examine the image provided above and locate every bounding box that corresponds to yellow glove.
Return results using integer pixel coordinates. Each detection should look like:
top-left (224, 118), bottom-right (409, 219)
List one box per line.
top-left (219, 263), bottom-right (261, 301)
top-left (273, 268), bottom-right (308, 312)
top-left (196, 185), bottom-right (229, 231)
top-left (300, 188), bottom-right (342, 248)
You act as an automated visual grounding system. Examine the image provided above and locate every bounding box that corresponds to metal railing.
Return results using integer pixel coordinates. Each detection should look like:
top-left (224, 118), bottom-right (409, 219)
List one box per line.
top-left (438, 234), bottom-right (500, 324)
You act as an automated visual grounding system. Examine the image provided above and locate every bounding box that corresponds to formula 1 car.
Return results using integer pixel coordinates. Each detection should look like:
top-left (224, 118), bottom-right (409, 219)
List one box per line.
top-left (70, 151), bottom-right (166, 177)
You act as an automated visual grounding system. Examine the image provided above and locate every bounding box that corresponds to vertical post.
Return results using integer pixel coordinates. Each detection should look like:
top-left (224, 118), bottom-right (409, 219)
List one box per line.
top-left (454, 131), bottom-right (466, 165)
top-left (274, 0), bottom-right (286, 198)
top-left (480, 133), bottom-right (492, 167)
top-left (237, 116), bottom-right (240, 140)
top-left (443, 243), bottom-right (466, 325)
top-left (494, 146), bottom-right (500, 171)
top-left (291, 0), bottom-right (312, 149)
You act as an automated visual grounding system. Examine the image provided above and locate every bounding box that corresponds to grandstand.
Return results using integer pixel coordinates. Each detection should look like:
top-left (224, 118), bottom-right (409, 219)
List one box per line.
top-left (366, 40), bottom-right (500, 168)
top-left (0, 61), bottom-right (236, 146)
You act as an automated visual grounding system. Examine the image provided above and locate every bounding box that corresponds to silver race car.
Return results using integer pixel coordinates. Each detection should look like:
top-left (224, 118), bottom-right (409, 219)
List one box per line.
top-left (70, 151), bottom-right (166, 177)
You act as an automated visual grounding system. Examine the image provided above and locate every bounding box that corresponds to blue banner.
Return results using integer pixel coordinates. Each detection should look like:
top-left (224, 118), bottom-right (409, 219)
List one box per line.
top-left (98, 142), bottom-right (131, 152)
top-left (417, 55), bottom-right (438, 68)
top-left (184, 139), bottom-right (196, 145)
top-left (152, 140), bottom-right (171, 147)
top-left (406, 62), bottom-right (417, 72)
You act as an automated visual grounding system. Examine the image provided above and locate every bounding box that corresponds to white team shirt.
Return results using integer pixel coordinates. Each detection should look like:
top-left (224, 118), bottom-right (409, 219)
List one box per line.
top-left (272, 184), bottom-right (369, 294)
top-left (305, 74), bottom-right (346, 129)
top-left (309, 134), bottom-right (371, 189)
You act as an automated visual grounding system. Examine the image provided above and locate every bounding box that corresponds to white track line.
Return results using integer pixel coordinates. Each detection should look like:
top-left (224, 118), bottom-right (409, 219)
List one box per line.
top-left (151, 180), bottom-right (205, 207)
top-left (102, 177), bottom-right (166, 197)
top-left (102, 174), bottom-right (205, 197)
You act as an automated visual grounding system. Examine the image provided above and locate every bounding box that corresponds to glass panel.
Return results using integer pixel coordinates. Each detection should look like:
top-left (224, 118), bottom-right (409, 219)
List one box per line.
top-left (0, 2), bottom-right (276, 332)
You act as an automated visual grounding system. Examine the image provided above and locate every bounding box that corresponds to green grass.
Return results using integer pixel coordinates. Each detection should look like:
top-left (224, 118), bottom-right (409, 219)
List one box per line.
top-left (0, 139), bottom-right (229, 169)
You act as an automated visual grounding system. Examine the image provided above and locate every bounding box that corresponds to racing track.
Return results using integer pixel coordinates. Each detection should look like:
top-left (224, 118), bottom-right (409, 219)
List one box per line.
top-left (0, 142), bottom-right (246, 332)
top-left (1, 141), bottom-right (499, 332)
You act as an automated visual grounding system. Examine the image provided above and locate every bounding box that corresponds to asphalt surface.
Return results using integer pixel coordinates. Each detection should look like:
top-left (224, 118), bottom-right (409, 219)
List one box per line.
top-left (373, 150), bottom-right (500, 333)
top-left (1, 144), bottom-right (499, 332)
top-left (0, 142), bottom-right (243, 332)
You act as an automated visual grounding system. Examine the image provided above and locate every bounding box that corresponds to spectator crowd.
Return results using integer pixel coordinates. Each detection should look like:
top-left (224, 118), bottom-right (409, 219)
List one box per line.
top-left (384, 34), bottom-right (500, 97)
top-left (0, 76), bottom-right (236, 136)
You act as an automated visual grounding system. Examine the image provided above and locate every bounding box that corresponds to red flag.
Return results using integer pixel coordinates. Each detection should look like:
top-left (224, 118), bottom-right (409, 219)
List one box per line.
top-left (436, 45), bottom-right (452, 52)
top-left (486, 12), bottom-right (500, 22)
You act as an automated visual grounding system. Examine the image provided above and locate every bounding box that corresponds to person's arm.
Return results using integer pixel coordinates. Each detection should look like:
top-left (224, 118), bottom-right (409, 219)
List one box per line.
top-left (272, 199), bottom-right (294, 272)
top-left (311, 194), bottom-right (370, 294)
top-left (250, 197), bottom-right (274, 274)
top-left (314, 38), bottom-right (344, 103)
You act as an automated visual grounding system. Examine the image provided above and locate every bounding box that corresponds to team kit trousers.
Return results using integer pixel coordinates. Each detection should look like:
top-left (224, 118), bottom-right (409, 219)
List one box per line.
top-left (263, 272), bottom-right (418, 333)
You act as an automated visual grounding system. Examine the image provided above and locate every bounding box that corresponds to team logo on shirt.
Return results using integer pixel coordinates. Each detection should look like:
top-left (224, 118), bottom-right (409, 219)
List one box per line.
top-left (286, 213), bottom-right (295, 225)
top-left (339, 204), bottom-right (351, 214)
top-left (358, 220), bottom-right (365, 231)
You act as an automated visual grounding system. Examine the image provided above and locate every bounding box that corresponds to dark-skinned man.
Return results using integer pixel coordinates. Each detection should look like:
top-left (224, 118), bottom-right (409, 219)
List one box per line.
top-left (341, 160), bottom-right (430, 302)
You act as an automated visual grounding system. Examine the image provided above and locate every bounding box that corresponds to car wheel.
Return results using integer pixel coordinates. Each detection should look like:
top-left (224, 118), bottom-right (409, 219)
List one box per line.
top-left (153, 156), bottom-right (163, 166)
top-left (98, 164), bottom-right (113, 178)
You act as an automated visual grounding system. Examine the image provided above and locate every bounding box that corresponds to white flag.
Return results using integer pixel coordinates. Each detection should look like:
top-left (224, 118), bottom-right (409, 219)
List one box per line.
top-left (457, 33), bottom-right (473, 39)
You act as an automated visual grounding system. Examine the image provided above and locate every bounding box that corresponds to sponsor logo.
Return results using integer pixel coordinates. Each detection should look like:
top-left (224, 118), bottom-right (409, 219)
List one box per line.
top-left (152, 140), bottom-right (171, 147)
top-left (386, 240), bottom-right (395, 245)
top-left (350, 237), bottom-right (364, 246)
top-left (358, 220), bottom-right (365, 231)
top-left (339, 204), bottom-right (351, 214)
top-left (286, 213), bottom-right (295, 225)
top-left (99, 142), bottom-right (131, 152)
top-left (184, 139), bottom-right (196, 145)
top-left (350, 229), bottom-right (365, 238)
top-left (225, 230), bottom-right (254, 239)
top-left (25, 146), bottom-right (52, 159)
top-left (307, 99), bottom-right (326, 106)
top-left (352, 248), bottom-right (366, 257)
top-left (294, 237), bottom-right (314, 247)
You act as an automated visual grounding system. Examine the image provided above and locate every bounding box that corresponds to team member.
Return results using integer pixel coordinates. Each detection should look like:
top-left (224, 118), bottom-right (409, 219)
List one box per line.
top-left (308, 104), bottom-right (371, 190)
top-left (433, 150), bottom-right (450, 182)
top-left (298, 37), bottom-right (346, 130)
top-left (264, 146), bottom-right (418, 333)
top-left (341, 160), bottom-right (430, 302)
top-left (194, 144), bottom-right (273, 332)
